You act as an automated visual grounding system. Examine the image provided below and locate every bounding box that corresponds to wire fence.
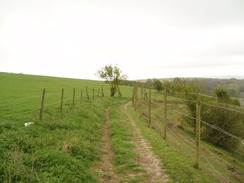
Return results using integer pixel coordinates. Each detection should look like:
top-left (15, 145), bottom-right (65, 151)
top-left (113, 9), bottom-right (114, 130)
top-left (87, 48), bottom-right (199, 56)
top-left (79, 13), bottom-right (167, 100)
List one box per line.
top-left (132, 86), bottom-right (244, 182)
top-left (0, 86), bottom-right (110, 126)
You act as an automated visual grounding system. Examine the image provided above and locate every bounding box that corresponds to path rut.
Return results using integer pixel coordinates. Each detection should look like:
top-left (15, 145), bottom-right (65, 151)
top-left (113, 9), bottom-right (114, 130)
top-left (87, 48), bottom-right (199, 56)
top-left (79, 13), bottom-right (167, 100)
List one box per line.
top-left (97, 107), bottom-right (119, 183)
top-left (123, 102), bottom-right (170, 183)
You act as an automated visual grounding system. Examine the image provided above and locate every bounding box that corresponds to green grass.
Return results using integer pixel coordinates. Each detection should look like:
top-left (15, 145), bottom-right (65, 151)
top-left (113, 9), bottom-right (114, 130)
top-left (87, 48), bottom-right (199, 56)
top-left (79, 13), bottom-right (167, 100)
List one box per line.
top-left (127, 103), bottom-right (220, 183)
top-left (0, 72), bottom-right (133, 100)
top-left (132, 100), bottom-right (244, 183)
top-left (0, 97), bottom-right (110, 182)
top-left (109, 98), bottom-right (147, 182)
top-left (0, 72), bottom-right (133, 125)
top-left (1, 72), bottom-right (243, 182)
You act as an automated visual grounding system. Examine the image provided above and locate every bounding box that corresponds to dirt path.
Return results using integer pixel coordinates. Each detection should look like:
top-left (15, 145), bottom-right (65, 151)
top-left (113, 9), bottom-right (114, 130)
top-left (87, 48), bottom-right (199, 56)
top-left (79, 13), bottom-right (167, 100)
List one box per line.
top-left (124, 102), bottom-right (170, 183)
top-left (97, 107), bottom-right (119, 183)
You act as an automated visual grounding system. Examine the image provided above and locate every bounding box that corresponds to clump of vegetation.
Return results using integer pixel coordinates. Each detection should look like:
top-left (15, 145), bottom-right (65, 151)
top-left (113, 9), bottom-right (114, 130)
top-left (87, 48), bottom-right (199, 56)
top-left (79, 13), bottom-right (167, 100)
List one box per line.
top-left (170, 79), bottom-right (243, 151)
top-left (96, 64), bottom-right (127, 97)
top-left (153, 79), bottom-right (163, 93)
top-left (214, 87), bottom-right (240, 106)
top-left (202, 103), bottom-right (244, 151)
top-left (201, 88), bottom-right (243, 151)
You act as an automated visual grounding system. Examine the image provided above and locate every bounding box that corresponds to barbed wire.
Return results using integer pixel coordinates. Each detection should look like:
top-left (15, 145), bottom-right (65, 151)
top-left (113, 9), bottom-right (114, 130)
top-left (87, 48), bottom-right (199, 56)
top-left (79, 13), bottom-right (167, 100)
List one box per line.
top-left (202, 102), bottom-right (244, 114)
top-left (0, 101), bottom-right (39, 111)
top-left (167, 125), bottom-right (230, 182)
top-left (169, 120), bottom-right (243, 175)
top-left (44, 102), bottom-right (60, 107)
top-left (201, 144), bottom-right (244, 176)
top-left (201, 155), bottom-right (230, 183)
top-left (0, 107), bottom-right (40, 119)
top-left (167, 126), bottom-right (195, 151)
top-left (168, 95), bottom-right (196, 103)
top-left (170, 109), bottom-right (196, 120)
top-left (0, 95), bottom-right (40, 103)
top-left (169, 94), bottom-right (244, 114)
top-left (200, 120), bottom-right (244, 143)
top-left (167, 122), bottom-right (230, 183)
top-left (169, 109), bottom-right (243, 143)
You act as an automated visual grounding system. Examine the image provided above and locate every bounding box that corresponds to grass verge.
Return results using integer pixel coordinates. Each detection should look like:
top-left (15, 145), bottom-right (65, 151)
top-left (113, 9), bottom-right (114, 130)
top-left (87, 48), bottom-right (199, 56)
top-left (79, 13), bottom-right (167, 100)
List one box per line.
top-left (0, 98), bottom-right (109, 182)
top-left (127, 103), bottom-right (220, 183)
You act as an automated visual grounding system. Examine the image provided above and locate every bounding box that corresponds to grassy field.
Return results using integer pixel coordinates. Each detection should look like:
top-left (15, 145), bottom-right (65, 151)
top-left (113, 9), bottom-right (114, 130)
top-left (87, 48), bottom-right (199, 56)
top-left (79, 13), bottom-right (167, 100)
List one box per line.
top-left (0, 72), bottom-right (133, 125)
top-left (0, 72), bottom-right (243, 182)
top-left (0, 72), bottom-right (133, 99)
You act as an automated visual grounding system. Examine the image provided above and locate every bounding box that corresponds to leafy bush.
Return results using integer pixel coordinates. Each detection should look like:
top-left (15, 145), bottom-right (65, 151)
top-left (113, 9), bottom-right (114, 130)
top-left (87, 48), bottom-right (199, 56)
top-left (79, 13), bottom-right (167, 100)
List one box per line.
top-left (202, 103), bottom-right (244, 151)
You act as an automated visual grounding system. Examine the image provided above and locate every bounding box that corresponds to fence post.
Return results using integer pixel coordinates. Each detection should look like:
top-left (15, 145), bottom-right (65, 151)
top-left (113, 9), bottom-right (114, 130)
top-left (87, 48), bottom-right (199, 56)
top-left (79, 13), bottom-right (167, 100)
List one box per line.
top-left (98, 87), bottom-right (100, 97)
top-left (101, 86), bottom-right (104, 97)
top-left (39, 89), bottom-right (46, 121)
top-left (80, 89), bottom-right (83, 103)
top-left (134, 86), bottom-right (138, 111)
top-left (163, 87), bottom-right (168, 139)
top-left (148, 88), bottom-right (151, 128)
top-left (60, 88), bottom-right (64, 113)
top-left (132, 86), bottom-right (135, 106)
top-left (154, 89), bottom-right (156, 101)
top-left (141, 87), bottom-right (143, 99)
top-left (93, 88), bottom-right (95, 100)
top-left (73, 88), bottom-right (76, 107)
top-left (118, 87), bottom-right (122, 97)
top-left (195, 92), bottom-right (201, 169)
top-left (86, 86), bottom-right (89, 100)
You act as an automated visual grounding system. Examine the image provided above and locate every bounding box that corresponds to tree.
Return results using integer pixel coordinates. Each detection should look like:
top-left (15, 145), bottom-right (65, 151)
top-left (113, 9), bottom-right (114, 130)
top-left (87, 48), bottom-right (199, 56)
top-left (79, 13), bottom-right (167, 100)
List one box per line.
top-left (96, 64), bottom-right (127, 97)
top-left (214, 88), bottom-right (230, 102)
top-left (153, 79), bottom-right (163, 93)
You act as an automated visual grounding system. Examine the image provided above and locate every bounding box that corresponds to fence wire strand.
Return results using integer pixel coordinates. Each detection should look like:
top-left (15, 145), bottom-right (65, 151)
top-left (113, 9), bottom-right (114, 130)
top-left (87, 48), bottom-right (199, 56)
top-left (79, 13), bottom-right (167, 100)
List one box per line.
top-left (202, 102), bottom-right (244, 114)
top-left (0, 95), bottom-right (39, 103)
top-left (167, 125), bottom-right (230, 183)
top-left (169, 120), bottom-right (243, 176)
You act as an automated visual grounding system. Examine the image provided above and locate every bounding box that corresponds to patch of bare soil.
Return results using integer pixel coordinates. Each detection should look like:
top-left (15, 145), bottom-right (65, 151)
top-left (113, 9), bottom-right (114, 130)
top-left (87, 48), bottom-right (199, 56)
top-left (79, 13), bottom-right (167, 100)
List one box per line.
top-left (124, 102), bottom-right (170, 183)
top-left (97, 107), bottom-right (119, 183)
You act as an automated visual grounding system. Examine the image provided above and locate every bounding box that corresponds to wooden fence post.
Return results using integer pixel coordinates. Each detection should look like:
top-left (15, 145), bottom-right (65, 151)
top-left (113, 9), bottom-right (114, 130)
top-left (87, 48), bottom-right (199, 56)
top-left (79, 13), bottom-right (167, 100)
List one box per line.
top-left (60, 88), bottom-right (64, 113)
top-left (118, 87), bottom-right (122, 97)
top-left (101, 86), bottom-right (104, 97)
top-left (80, 89), bottom-right (83, 103)
top-left (148, 88), bottom-right (151, 128)
top-left (39, 89), bottom-right (46, 121)
top-left (141, 87), bottom-right (143, 99)
top-left (154, 89), bottom-right (156, 101)
top-left (132, 86), bottom-right (135, 106)
top-left (163, 87), bottom-right (168, 139)
top-left (86, 86), bottom-right (89, 100)
top-left (134, 86), bottom-right (138, 111)
top-left (73, 88), bottom-right (76, 107)
top-left (98, 87), bottom-right (100, 97)
top-left (195, 92), bottom-right (201, 169)
top-left (93, 88), bottom-right (95, 100)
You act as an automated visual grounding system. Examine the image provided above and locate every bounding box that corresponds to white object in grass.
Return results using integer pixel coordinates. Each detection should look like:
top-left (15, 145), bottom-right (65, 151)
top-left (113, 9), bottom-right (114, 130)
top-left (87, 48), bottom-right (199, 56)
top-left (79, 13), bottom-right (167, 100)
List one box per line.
top-left (24, 122), bottom-right (34, 127)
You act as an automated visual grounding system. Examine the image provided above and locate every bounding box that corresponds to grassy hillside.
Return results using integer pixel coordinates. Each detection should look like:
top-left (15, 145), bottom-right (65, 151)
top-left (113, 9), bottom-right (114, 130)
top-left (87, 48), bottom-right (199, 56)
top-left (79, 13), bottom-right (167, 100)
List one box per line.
top-left (0, 72), bottom-right (133, 126)
top-left (0, 72), bottom-right (243, 182)
top-left (0, 72), bottom-right (133, 99)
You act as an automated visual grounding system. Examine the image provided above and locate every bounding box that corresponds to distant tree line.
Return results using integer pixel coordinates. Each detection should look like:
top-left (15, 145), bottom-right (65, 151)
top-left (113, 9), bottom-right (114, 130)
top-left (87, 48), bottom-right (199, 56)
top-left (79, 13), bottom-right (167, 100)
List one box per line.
top-left (123, 77), bottom-right (244, 98)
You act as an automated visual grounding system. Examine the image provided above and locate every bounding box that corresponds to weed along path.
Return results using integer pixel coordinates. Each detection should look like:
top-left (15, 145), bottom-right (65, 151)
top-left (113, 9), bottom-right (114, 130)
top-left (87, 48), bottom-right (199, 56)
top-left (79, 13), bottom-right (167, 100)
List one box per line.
top-left (98, 107), bottom-right (119, 183)
top-left (123, 102), bottom-right (170, 183)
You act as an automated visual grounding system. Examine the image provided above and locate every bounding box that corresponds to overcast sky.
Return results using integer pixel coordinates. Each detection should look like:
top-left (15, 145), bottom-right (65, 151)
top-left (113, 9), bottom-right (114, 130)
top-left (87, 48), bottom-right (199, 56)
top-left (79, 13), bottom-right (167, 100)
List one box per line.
top-left (0, 0), bottom-right (244, 80)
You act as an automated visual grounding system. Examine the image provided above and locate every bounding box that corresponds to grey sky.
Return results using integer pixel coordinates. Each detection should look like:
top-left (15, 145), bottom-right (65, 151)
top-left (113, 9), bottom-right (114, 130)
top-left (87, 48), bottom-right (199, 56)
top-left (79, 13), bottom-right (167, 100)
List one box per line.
top-left (0, 0), bottom-right (244, 80)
